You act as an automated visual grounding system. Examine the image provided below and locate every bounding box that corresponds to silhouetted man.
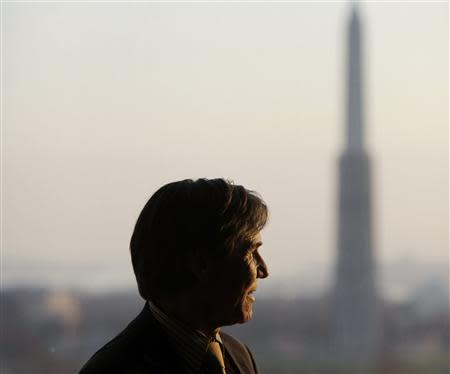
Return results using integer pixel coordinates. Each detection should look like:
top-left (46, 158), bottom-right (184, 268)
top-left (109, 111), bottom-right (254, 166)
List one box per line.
top-left (80, 178), bottom-right (269, 374)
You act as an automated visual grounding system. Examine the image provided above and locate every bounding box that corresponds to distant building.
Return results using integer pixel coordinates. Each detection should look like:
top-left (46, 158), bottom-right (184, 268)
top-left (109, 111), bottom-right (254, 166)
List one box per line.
top-left (331, 5), bottom-right (381, 366)
top-left (45, 289), bottom-right (82, 338)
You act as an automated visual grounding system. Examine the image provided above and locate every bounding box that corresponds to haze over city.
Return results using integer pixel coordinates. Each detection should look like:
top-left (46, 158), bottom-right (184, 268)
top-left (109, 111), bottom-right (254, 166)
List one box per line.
top-left (3, 2), bottom-right (448, 298)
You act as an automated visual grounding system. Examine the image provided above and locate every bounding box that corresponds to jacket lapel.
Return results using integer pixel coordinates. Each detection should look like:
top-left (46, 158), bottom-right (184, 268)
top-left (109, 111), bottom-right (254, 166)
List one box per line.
top-left (220, 332), bottom-right (258, 374)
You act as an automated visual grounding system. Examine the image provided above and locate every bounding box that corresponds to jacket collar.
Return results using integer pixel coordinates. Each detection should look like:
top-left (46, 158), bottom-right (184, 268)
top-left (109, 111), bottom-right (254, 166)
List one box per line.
top-left (135, 303), bottom-right (251, 374)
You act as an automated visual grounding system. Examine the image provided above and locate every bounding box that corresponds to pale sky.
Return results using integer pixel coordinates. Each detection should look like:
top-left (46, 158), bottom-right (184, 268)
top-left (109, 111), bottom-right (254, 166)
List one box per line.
top-left (3, 2), bottom-right (448, 294)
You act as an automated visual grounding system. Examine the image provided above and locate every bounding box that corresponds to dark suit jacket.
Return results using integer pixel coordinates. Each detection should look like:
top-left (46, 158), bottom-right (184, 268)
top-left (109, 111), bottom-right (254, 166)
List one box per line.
top-left (79, 303), bottom-right (258, 374)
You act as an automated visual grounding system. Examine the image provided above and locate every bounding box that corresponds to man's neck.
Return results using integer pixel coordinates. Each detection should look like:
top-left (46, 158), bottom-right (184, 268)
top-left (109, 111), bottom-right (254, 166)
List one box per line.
top-left (156, 293), bottom-right (220, 338)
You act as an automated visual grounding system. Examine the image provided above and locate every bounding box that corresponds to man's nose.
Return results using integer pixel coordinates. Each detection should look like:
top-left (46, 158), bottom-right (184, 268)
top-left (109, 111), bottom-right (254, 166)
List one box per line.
top-left (256, 255), bottom-right (269, 279)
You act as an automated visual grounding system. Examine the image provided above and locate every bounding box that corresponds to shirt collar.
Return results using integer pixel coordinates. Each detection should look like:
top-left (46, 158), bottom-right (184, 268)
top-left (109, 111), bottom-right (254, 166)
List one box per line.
top-left (147, 300), bottom-right (223, 373)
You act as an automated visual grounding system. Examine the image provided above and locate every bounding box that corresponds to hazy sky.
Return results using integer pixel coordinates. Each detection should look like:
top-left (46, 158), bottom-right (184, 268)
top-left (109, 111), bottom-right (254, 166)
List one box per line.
top-left (3, 2), bottom-right (448, 293)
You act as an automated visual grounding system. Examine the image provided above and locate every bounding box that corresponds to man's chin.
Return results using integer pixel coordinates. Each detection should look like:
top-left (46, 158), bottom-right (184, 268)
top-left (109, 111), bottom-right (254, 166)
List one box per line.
top-left (238, 311), bottom-right (253, 324)
top-left (235, 300), bottom-right (254, 324)
top-left (217, 302), bottom-right (254, 326)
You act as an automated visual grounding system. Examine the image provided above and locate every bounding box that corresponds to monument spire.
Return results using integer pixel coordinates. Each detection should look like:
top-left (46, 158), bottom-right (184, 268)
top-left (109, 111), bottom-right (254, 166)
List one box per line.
top-left (346, 4), bottom-right (364, 149)
top-left (332, 4), bottom-right (380, 368)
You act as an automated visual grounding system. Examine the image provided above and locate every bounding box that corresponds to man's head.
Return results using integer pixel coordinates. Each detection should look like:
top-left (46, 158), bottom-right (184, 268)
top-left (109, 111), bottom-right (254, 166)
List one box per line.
top-left (130, 178), bottom-right (269, 326)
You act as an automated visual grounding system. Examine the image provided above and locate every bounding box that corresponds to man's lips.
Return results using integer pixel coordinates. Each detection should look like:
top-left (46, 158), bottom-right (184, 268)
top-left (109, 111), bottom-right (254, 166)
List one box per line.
top-left (246, 285), bottom-right (258, 301)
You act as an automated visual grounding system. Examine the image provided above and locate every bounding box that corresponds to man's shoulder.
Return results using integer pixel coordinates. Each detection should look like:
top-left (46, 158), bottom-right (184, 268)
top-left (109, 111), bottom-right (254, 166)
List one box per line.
top-left (79, 311), bottom-right (148, 373)
top-left (79, 304), bottom-right (176, 374)
top-left (221, 332), bottom-right (258, 374)
top-left (79, 334), bottom-right (139, 373)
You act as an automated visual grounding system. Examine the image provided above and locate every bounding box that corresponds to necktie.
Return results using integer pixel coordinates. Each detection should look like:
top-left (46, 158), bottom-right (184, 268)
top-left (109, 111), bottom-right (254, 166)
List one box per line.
top-left (203, 340), bottom-right (226, 374)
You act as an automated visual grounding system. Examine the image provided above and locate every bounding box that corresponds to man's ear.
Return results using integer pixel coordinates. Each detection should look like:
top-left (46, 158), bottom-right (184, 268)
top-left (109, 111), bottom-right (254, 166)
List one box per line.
top-left (187, 249), bottom-right (209, 282)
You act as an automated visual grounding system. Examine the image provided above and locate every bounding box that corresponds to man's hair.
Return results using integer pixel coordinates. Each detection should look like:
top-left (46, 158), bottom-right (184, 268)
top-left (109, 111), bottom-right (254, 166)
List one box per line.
top-left (130, 178), bottom-right (268, 301)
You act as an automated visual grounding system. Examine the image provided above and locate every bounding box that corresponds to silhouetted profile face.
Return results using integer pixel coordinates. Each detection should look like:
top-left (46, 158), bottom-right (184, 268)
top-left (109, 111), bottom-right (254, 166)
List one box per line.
top-left (202, 232), bottom-right (268, 326)
top-left (130, 178), bottom-right (269, 331)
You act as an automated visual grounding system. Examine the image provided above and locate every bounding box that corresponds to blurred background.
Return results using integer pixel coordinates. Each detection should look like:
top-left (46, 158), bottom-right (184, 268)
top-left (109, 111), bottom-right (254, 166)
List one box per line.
top-left (2, 1), bottom-right (448, 373)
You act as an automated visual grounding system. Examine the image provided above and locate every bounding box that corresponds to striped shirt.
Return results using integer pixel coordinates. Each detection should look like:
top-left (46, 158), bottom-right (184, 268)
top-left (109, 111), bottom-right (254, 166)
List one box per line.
top-left (147, 300), bottom-right (224, 374)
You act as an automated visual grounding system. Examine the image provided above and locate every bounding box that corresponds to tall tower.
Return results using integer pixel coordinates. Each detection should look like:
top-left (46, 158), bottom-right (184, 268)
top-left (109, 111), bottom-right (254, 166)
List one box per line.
top-left (332, 5), bottom-right (380, 365)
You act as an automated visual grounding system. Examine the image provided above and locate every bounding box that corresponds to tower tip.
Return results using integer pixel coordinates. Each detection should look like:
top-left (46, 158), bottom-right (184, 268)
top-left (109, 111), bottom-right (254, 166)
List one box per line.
top-left (349, 1), bottom-right (361, 27)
